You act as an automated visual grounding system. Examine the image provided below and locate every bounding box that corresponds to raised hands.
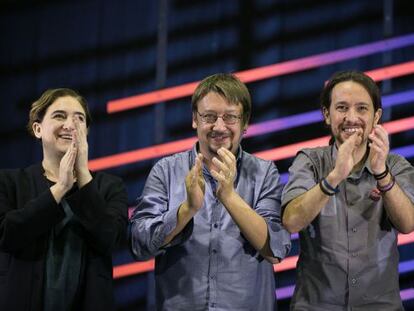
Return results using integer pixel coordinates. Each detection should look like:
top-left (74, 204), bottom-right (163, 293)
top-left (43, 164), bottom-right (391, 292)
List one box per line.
top-left (72, 117), bottom-right (92, 187)
top-left (57, 139), bottom-right (77, 191)
top-left (331, 129), bottom-right (363, 183)
top-left (185, 153), bottom-right (205, 212)
top-left (211, 147), bottom-right (237, 199)
top-left (368, 125), bottom-right (389, 174)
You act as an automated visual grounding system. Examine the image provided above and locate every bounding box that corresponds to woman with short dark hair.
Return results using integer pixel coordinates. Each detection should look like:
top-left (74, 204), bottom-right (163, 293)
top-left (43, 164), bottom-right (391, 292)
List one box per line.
top-left (0, 88), bottom-right (128, 311)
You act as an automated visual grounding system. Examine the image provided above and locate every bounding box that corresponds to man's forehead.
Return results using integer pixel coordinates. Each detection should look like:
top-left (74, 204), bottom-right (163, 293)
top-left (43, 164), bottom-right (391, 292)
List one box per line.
top-left (331, 82), bottom-right (372, 102)
top-left (199, 92), bottom-right (242, 109)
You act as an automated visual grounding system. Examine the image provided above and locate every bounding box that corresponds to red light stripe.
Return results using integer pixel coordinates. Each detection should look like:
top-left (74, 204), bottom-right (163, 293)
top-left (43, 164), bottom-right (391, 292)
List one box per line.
top-left (398, 232), bottom-right (414, 246)
top-left (89, 116), bottom-right (414, 171)
top-left (107, 40), bottom-right (414, 113)
top-left (274, 255), bottom-right (299, 272)
top-left (113, 259), bottom-right (155, 278)
top-left (108, 82), bottom-right (199, 113)
top-left (367, 60), bottom-right (414, 81)
top-left (89, 137), bottom-right (197, 171)
top-left (95, 62), bottom-right (414, 170)
top-left (113, 232), bottom-right (414, 279)
top-left (254, 136), bottom-right (330, 161)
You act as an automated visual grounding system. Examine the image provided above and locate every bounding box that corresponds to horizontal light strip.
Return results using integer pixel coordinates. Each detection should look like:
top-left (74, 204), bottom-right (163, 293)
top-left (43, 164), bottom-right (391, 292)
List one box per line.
top-left (90, 88), bottom-right (414, 171)
top-left (113, 259), bottom-right (155, 279)
top-left (399, 259), bottom-right (414, 274)
top-left (392, 144), bottom-right (414, 159)
top-left (89, 137), bottom-right (197, 171)
top-left (368, 60), bottom-right (414, 81)
top-left (276, 285), bottom-right (295, 300)
top-left (113, 232), bottom-right (414, 279)
top-left (401, 288), bottom-right (414, 301)
top-left (107, 33), bottom-right (414, 113)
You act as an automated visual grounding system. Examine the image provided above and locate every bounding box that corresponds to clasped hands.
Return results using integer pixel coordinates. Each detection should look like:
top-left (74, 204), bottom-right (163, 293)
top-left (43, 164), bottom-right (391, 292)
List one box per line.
top-left (185, 147), bottom-right (237, 212)
top-left (331, 125), bottom-right (389, 184)
top-left (58, 117), bottom-right (91, 191)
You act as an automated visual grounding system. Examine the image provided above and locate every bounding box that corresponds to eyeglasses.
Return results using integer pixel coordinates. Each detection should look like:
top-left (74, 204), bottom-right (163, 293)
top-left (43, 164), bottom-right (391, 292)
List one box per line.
top-left (196, 111), bottom-right (241, 125)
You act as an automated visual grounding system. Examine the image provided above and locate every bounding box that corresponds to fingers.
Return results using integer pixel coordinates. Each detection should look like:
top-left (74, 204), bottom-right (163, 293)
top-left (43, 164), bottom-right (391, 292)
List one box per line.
top-left (210, 169), bottom-right (225, 183)
top-left (191, 154), bottom-right (203, 179)
top-left (212, 157), bottom-right (228, 172)
top-left (187, 153), bottom-right (203, 185)
top-left (73, 116), bottom-right (86, 137)
top-left (369, 126), bottom-right (389, 155)
top-left (194, 153), bottom-right (203, 172)
top-left (212, 148), bottom-right (236, 172)
top-left (369, 125), bottom-right (389, 147)
top-left (71, 128), bottom-right (78, 148)
top-left (217, 148), bottom-right (235, 165)
top-left (57, 141), bottom-right (77, 189)
top-left (349, 128), bottom-right (363, 146)
top-left (73, 116), bottom-right (87, 149)
top-left (62, 141), bottom-right (77, 169)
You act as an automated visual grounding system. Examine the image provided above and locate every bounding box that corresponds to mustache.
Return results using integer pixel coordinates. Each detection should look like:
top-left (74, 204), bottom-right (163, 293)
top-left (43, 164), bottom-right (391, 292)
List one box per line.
top-left (341, 120), bottom-right (364, 126)
top-left (208, 131), bottom-right (231, 138)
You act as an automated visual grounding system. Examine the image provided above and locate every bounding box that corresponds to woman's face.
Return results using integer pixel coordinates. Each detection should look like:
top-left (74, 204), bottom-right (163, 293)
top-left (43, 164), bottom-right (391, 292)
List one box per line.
top-left (32, 96), bottom-right (87, 158)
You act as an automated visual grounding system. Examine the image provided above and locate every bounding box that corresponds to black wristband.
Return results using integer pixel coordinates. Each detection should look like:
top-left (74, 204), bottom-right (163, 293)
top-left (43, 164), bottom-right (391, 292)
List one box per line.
top-left (319, 179), bottom-right (336, 196)
top-left (374, 166), bottom-right (389, 180)
top-left (322, 177), bottom-right (340, 194)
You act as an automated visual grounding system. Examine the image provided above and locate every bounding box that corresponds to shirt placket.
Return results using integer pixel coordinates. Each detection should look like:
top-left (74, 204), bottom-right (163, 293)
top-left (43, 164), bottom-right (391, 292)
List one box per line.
top-left (345, 179), bottom-right (362, 306)
top-left (206, 175), bottom-right (221, 309)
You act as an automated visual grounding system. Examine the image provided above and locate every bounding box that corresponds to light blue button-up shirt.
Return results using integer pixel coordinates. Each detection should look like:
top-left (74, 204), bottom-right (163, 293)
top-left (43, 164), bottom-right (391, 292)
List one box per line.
top-left (130, 144), bottom-right (291, 311)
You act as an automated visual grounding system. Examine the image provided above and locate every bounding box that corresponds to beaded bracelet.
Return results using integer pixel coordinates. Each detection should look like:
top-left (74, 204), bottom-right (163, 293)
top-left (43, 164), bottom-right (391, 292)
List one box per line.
top-left (377, 175), bottom-right (395, 193)
top-left (374, 166), bottom-right (389, 180)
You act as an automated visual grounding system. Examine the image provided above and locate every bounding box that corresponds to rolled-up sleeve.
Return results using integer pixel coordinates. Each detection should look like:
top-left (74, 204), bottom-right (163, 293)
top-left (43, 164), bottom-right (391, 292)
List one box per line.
top-left (130, 158), bottom-right (192, 260)
top-left (255, 162), bottom-right (291, 260)
top-left (390, 154), bottom-right (414, 203)
top-left (281, 151), bottom-right (317, 209)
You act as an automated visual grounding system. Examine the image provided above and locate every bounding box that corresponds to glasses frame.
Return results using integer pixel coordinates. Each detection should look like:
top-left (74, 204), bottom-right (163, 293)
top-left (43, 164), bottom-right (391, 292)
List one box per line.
top-left (196, 111), bottom-right (242, 125)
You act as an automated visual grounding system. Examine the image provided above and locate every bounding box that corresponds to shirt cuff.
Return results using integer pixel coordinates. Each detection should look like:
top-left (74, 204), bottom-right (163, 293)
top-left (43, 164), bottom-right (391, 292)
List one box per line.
top-left (266, 218), bottom-right (291, 260)
top-left (160, 202), bottom-right (194, 249)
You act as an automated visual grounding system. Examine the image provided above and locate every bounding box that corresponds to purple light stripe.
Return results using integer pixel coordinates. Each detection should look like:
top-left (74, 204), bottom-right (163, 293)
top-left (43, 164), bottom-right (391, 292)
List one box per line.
top-left (280, 172), bottom-right (289, 184)
top-left (399, 260), bottom-right (414, 274)
top-left (239, 33), bottom-right (414, 83)
top-left (289, 33), bottom-right (414, 70)
top-left (401, 288), bottom-right (414, 301)
top-left (276, 285), bottom-right (295, 300)
top-left (246, 110), bottom-right (321, 137)
top-left (392, 144), bottom-right (414, 159)
top-left (383, 90), bottom-right (414, 108)
top-left (246, 89), bottom-right (414, 137)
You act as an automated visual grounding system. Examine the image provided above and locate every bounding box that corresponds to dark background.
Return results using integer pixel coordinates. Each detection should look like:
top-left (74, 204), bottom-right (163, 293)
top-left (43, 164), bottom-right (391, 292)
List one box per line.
top-left (1, 0), bottom-right (413, 310)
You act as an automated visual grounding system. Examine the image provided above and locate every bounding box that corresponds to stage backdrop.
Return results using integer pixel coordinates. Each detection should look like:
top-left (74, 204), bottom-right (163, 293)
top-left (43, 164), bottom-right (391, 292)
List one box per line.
top-left (1, 0), bottom-right (413, 310)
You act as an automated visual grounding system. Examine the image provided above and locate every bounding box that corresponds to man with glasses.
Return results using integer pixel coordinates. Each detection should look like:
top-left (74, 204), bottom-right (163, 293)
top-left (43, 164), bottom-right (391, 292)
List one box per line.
top-left (130, 73), bottom-right (291, 311)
